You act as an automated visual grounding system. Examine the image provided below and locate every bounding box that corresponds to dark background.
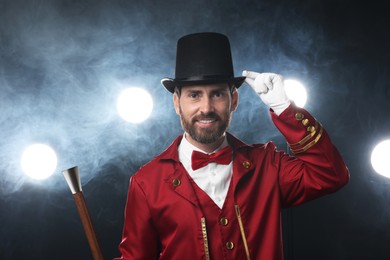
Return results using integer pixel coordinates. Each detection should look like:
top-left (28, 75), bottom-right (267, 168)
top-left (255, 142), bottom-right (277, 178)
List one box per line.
top-left (1, 0), bottom-right (389, 259)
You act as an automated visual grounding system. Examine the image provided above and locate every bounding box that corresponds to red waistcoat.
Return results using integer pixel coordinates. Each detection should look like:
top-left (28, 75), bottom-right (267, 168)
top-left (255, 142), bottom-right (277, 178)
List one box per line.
top-left (189, 170), bottom-right (251, 260)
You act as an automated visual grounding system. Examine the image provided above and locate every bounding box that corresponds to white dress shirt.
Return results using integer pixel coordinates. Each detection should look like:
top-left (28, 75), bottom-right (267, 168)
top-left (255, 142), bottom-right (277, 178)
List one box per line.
top-left (178, 133), bottom-right (233, 209)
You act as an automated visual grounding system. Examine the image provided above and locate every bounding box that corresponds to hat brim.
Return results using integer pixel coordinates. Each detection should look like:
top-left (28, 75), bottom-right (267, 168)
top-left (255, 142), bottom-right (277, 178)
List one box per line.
top-left (161, 76), bottom-right (246, 93)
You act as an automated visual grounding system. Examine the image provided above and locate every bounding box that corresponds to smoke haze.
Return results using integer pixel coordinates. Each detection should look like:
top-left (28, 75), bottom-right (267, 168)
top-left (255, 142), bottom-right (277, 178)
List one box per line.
top-left (0, 0), bottom-right (389, 259)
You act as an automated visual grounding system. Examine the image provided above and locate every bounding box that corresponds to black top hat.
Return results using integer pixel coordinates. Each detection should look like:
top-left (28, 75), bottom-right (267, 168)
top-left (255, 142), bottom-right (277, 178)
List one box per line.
top-left (161, 32), bottom-right (245, 93)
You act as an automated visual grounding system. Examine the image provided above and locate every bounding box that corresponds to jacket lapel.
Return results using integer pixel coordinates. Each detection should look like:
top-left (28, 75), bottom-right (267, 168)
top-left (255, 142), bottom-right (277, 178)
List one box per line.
top-left (165, 165), bottom-right (200, 207)
top-left (160, 135), bottom-right (200, 207)
top-left (227, 133), bottom-right (255, 190)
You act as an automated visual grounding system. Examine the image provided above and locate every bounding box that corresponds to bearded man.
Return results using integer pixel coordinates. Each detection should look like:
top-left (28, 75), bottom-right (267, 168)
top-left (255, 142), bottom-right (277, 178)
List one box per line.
top-left (114, 32), bottom-right (349, 260)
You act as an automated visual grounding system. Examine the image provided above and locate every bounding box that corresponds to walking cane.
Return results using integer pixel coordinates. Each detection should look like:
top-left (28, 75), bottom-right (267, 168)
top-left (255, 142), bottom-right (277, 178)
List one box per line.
top-left (63, 166), bottom-right (104, 260)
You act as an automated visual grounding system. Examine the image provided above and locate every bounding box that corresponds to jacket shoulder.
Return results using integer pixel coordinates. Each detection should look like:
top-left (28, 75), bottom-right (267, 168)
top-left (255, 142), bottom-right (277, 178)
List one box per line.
top-left (132, 136), bottom-right (181, 182)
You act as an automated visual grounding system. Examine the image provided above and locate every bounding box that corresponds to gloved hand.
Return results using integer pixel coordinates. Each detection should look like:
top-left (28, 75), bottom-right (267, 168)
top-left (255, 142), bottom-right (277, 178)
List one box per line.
top-left (242, 70), bottom-right (291, 116)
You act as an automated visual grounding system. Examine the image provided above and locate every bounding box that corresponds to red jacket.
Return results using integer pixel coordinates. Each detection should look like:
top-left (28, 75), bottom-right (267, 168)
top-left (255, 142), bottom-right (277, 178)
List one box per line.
top-left (115, 104), bottom-right (349, 260)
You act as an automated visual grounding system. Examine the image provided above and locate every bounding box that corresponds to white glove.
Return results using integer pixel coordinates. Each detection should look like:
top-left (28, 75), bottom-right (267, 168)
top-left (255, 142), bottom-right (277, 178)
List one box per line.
top-left (242, 70), bottom-right (291, 116)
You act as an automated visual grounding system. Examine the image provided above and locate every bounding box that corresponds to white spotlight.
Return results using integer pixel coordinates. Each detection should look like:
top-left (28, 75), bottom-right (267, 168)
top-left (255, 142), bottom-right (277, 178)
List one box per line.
top-left (284, 79), bottom-right (307, 108)
top-left (117, 87), bottom-right (153, 123)
top-left (371, 139), bottom-right (390, 178)
top-left (21, 144), bottom-right (58, 180)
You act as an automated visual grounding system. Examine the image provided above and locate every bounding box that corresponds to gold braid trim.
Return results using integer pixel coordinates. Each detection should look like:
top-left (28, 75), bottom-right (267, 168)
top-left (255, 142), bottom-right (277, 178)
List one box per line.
top-left (290, 127), bottom-right (324, 154)
top-left (201, 218), bottom-right (210, 260)
top-left (235, 205), bottom-right (251, 260)
top-left (289, 122), bottom-right (319, 148)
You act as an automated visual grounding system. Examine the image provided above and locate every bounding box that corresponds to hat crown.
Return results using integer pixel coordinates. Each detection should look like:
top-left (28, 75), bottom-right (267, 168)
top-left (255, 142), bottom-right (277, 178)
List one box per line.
top-left (161, 32), bottom-right (245, 93)
top-left (175, 32), bottom-right (234, 80)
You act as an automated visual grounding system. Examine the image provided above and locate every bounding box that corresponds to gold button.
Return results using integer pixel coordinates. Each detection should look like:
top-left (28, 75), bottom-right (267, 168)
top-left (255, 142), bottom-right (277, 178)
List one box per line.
top-left (307, 126), bottom-right (316, 133)
top-left (172, 179), bottom-right (181, 187)
top-left (302, 118), bottom-right (309, 126)
top-left (242, 160), bottom-right (251, 169)
top-left (295, 112), bottom-right (304, 121)
top-left (226, 241), bottom-right (234, 250)
top-left (220, 217), bottom-right (229, 226)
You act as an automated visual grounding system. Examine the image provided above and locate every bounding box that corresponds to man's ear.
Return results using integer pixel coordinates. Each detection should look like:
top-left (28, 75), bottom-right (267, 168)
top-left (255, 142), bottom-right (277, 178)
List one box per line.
top-left (231, 89), bottom-right (239, 112)
top-left (173, 93), bottom-right (180, 115)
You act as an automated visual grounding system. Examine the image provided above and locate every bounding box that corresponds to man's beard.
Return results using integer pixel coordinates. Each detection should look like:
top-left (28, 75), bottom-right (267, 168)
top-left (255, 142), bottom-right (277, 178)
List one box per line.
top-left (179, 107), bottom-right (230, 144)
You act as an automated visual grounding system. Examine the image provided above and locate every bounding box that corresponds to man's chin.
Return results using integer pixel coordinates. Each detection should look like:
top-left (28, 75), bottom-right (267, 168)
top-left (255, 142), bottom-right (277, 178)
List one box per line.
top-left (190, 130), bottom-right (224, 144)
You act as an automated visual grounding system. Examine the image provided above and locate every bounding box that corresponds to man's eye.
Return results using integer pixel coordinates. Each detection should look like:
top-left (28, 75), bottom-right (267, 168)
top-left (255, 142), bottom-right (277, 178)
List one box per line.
top-left (189, 93), bottom-right (199, 98)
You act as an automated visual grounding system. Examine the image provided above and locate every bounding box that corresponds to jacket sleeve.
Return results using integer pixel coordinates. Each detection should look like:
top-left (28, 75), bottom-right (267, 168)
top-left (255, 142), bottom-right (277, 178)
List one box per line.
top-left (270, 103), bottom-right (350, 207)
top-left (114, 175), bottom-right (160, 259)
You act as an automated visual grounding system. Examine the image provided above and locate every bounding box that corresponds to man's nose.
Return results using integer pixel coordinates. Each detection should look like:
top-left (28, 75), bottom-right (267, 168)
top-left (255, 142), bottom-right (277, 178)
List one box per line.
top-left (199, 96), bottom-right (214, 113)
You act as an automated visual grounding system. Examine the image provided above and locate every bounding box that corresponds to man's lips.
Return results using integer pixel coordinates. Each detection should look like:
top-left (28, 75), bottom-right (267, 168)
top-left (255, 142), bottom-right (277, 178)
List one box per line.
top-left (198, 119), bottom-right (216, 123)
top-left (195, 118), bottom-right (217, 127)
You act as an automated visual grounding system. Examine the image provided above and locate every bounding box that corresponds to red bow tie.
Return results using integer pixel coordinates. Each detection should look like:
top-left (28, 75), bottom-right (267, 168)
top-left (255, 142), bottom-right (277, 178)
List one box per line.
top-left (191, 146), bottom-right (232, 171)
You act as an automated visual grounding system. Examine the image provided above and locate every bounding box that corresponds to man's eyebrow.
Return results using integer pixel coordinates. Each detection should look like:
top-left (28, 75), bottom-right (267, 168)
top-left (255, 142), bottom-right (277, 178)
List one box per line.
top-left (183, 89), bottom-right (202, 94)
top-left (211, 86), bottom-right (230, 93)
